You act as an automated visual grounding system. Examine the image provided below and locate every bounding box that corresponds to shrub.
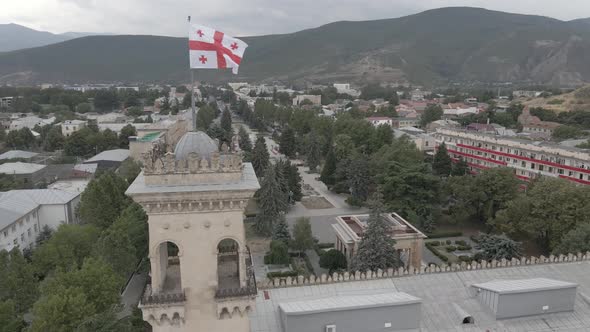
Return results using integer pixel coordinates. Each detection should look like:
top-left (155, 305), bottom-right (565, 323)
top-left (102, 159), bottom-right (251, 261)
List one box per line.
top-left (457, 245), bottom-right (472, 251)
top-left (267, 270), bottom-right (299, 279)
top-left (264, 240), bottom-right (290, 265)
top-left (425, 242), bottom-right (449, 263)
top-left (426, 231), bottom-right (463, 239)
top-left (427, 241), bottom-right (440, 246)
top-left (458, 255), bottom-right (473, 262)
top-left (445, 246), bottom-right (457, 252)
top-left (454, 240), bottom-right (467, 246)
top-left (470, 235), bottom-right (480, 243)
top-left (319, 250), bottom-right (347, 273)
top-left (446, 240), bottom-right (452, 245)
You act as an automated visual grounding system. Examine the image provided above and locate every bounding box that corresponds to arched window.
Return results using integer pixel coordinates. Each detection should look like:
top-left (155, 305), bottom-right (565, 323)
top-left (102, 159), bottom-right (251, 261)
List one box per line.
top-left (217, 238), bottom-right (240, 290)
top-left (156, 241), bottom-right (182, 294)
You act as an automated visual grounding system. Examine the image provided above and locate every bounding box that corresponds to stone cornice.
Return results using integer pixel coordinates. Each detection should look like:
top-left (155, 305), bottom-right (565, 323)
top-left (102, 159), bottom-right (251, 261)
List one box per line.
top-left (139, 198), bottom-right (250, 214)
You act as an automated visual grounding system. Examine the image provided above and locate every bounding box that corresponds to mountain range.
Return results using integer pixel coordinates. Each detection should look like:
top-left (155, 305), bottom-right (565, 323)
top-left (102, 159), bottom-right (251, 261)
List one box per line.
top-left (0, 23), bottom-right (106, 52)
top-left (0, 7), bottom-right (589, 86)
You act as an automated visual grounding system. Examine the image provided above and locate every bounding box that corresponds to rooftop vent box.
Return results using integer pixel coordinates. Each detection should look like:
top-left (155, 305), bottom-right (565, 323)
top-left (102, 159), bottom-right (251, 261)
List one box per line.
top-left (471, 278), bottom-right (577, 319)
top-left (278, 292), bottom-right (421, 332)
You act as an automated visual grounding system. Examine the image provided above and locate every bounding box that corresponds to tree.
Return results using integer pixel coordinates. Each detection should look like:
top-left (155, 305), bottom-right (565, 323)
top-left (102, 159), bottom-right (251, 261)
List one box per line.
top-left (33, 225), bottom-right (100, 276)
top-left (265, 240), bottom-right (290, 265)
top-left (279, 127), bottom-right (296, 158)
top-left (2, 249), bottom-right (38, 314)
top-left (284, 161), bottom-right (303, 202)
top-left (350, 193), bottom-right (400, 272)
top-left (320, 148), bottom-right (337, 186)
top-left (292, 217), bottom-right (314, 256)
top-left (92, 229), bottom-right (137, 280)
top-left (371, 124), bottom-right (394, 153)
top-left (118, 159), bottom-right (141, 183)
top-left (319, 250), bottom-right (348, 273)
top-left (93, 90), bottom-right (119, 112)
top-left (31, 258), bottom-right (122, 332)
top-left (433, 143), bottom-right (453, 176)
top-left (0, 300), bottom-right (24, 332)
top-left (447, 168), bottom-right (519, 225)
top-left (346, 154), bottom-right (371, 205)
top-left (553, 223), bottom-right (590, 255)
top-left (552, 125), bottom-right (583, 140)
top-left (272, 214), bottom-right (291, 243)
top-left (30, 287), bottom-right (95, 332)
top-left (306, 131), bottom-right (321, 172)
top-left (476, 233), bottom-right (522, 261)
top-left (119, 124), bottom-right (137, 148)
top-left (75, 102), bottom-right (93, 113)
top-left (109, 203), bottom-right (149, 258)
top-left (420, 104), bottom-right (443, 127)
top-left (255, 166), bottom-right (288, 235)
top-left (451, 158), bottom-right (469, 176)
top-left (220, 108), bottom-right (233, 135)
top-left (78, 172), bottom-right (131, 230)
top-left (43, 126), bottom-right (64, 152)
top-left (238, 126), bottom-right (252, 152)
top-left (495, 177), bottom-right (590, 251)
top-left (35, 225), bottom-right (53, 246)
top-left (196, 105), bottom-right (216, 130)
top-left (251, 136), bottom-right (270, 177)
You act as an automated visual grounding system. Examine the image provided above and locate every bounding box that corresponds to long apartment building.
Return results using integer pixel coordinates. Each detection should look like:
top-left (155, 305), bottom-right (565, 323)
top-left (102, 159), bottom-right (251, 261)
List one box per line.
top-left (435, 128), bottom-right (590, 185)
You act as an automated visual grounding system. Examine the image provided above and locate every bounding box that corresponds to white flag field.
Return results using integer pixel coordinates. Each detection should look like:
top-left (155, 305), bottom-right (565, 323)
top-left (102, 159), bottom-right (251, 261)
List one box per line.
top-left (188, 24), bottom-right (248, 74)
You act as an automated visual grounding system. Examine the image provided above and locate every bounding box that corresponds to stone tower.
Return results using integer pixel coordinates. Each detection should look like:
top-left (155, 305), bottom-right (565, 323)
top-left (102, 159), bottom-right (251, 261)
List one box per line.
top-left (126, 131), bottom-right (260, 332)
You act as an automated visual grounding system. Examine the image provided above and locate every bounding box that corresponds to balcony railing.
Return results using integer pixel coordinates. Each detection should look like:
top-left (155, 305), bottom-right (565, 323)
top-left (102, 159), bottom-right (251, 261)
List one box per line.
top-left (141, 283), bottom-right (186, 306)
top-left (215, 246), bottom-right (257, 299)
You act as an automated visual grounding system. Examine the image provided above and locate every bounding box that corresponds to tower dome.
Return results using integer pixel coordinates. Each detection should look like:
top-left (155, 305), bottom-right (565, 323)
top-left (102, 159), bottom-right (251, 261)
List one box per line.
top-left (173, 131), bottom-right (218, 160)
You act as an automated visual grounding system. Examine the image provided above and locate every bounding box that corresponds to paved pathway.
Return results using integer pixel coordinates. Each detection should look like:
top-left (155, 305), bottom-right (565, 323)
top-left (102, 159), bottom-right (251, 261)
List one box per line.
top-left (119, 271), bottom-right (147, 318)
top-left (306, 249), bottom-right (328, 276)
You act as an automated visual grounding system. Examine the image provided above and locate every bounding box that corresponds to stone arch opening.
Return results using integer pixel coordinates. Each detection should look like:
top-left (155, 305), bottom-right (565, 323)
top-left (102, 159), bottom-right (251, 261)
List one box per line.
top-left (217, 238), bottom-right (240, 290)
top-left (155, 240), bottom-right (182, 294)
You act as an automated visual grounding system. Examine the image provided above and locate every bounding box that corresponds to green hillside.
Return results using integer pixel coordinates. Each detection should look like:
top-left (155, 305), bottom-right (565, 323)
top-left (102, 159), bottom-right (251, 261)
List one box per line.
top-left (0, 7), bottom-right (589, 85)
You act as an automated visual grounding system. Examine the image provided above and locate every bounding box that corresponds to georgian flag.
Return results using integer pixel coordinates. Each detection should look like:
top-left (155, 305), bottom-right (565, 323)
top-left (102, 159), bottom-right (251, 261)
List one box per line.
top-left (188, 24), bottom-right (248, 74)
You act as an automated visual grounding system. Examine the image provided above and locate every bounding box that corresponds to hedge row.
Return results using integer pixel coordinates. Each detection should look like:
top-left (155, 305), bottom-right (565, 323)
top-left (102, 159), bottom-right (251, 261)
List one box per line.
top-left (426, 231), bottom-right (463, 239)
top-left (425, 242), bottom-right (449, 262)
top-left (267, 270), bottom-right (299, 279)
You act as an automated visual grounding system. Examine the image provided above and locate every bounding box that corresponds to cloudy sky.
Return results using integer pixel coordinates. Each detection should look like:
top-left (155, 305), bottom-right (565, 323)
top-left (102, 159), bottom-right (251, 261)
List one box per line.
top-left (3, 0), bottom-right (590, 37)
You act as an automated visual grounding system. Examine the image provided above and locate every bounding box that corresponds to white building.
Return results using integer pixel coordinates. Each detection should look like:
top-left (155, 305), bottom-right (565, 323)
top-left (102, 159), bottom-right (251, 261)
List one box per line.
top-left (293, 95), bottom-right (322, 106)
top-left (9, 116), bottom-right (55, 131)
top-left (366, 117), bottom-right (393, 127)
top-left (435, 128), bottom-right (590, 185)
top-left (0, 189), bottom-right (80, 252)
top-left (0, 97), bottom-right (14, 108)
top-left (61, 119), bottom-right (87, 137)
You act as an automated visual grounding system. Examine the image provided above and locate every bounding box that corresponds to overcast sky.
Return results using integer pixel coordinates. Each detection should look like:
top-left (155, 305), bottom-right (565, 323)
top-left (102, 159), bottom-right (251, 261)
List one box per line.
top-left (3, 0), bottom-right (590, 37)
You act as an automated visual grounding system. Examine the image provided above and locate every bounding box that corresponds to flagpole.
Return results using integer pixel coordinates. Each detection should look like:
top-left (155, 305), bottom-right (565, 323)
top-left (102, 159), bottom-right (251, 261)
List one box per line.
top-left (188, 15), bottom-right (196, 131)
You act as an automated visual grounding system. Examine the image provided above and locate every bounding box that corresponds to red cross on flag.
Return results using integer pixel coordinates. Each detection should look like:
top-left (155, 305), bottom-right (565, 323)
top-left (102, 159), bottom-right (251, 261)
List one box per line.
top-left (188, 24), bottom-right (248, 74)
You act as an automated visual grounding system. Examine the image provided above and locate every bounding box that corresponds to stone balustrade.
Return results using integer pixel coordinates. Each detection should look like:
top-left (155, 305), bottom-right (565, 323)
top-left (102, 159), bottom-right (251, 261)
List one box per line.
top-left (261, 252), bottom-right (590, 289)
top-left (142, 151), bottom-right (243, 175)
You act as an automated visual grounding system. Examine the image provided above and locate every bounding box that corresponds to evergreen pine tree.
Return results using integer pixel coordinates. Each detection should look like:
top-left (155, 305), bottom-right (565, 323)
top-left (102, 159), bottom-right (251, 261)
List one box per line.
top-left (279, 127), bottom-right (296, 158)
top-left (351, 193), bottom-right (401, 272)
top-left (274, 159), bottom-right (290, 202)
top-left (272, 214), bottom-right (291, 243)
top-left (320, 148), bottom-right (337, 186)
top-left (251, 136), bottom-right (270, 177)
top-left (238, 126), bottom-right (252, 152)
top-left (433, 143), bottom-right (453, 176)
top-left (347, 154), bottom-right (371, 205)
top-left (255, 166), bottom-right (288, 236)
top-left (306, 131), bottom-right (321, 172)
top-left (285, 162), bottom-right (303, 202)
top-left (220, 108), bottom-right (233, 135)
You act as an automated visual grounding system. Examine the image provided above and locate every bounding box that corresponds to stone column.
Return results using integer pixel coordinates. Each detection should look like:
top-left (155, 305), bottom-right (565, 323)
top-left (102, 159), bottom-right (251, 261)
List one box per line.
top-left (411, 240), bottom-right (423, 270)
top-left (239, 249), bottom-right (247, 288)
